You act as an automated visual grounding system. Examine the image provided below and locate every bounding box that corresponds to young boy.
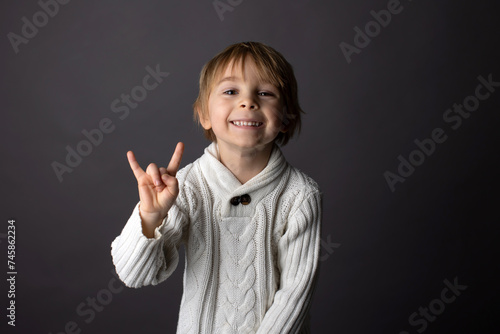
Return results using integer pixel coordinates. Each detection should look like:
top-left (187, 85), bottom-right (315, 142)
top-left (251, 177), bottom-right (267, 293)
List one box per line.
top-left (111, 41), bottom-right (322, 333)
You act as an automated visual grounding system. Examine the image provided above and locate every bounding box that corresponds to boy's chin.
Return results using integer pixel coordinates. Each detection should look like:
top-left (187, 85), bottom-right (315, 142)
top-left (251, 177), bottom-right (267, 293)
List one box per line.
top-left (236, 142), bottom-right (275, 151)
top-left (219, 139), bottom-right (275, 151)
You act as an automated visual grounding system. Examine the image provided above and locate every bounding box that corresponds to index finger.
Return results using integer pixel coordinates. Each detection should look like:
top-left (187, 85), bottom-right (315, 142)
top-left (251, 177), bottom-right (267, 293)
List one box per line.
top-left (127, 150), bottom-right (146, 179)
top-left (166, 142), bottom-right (185, 177)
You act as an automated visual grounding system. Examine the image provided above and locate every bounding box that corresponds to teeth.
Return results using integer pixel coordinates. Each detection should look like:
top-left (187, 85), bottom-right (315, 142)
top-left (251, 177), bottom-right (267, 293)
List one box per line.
top-left (232, 121), bottom-right (262, 127)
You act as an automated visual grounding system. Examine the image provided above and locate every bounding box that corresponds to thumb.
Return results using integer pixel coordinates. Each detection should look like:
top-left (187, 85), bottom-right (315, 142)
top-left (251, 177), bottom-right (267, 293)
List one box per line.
top-left (162, 173), bottom-right (179, 193)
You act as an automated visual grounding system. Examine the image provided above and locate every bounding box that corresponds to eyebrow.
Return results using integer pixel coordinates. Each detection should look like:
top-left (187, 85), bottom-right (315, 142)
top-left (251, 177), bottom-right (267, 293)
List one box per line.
top-left (217, 76), bottom-right (240, 85)
top-left (216, 76), bottom-right (277, 90)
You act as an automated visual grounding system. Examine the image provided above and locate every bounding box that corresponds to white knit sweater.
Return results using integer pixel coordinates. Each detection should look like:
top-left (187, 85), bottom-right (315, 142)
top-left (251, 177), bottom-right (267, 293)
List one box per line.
top-left (111, 142), bottom-right (322, 333)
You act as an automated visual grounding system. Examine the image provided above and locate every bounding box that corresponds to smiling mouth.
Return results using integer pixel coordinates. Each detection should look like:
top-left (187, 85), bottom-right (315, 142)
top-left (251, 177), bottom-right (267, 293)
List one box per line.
top-left (230, 121), bottom-right (263, 127)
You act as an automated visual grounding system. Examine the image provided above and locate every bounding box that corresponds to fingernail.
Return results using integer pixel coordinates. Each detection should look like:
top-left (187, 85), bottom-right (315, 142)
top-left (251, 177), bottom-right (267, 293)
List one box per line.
top-left (154, 179), bottom-right (160, 186)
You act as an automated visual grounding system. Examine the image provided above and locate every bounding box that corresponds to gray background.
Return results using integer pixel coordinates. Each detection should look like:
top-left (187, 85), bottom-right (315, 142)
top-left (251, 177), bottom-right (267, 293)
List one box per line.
top-left (1, 0), bottom-right (499, 333)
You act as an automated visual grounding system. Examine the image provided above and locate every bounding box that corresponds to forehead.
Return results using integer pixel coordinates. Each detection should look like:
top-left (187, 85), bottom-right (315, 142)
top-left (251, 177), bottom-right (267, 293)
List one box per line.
top-left (213, 55), bottom-right (278, 87)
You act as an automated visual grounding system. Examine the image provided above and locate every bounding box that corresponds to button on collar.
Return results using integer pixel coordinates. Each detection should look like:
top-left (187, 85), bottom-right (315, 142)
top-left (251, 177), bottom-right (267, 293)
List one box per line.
top-left (230, 194), bottom-right (251, 206)
top-left (240, 194), bottom-right (251, 205)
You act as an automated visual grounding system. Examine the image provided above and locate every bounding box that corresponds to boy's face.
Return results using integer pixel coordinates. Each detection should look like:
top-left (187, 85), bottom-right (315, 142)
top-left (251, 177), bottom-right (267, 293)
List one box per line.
top-left (200, 56), bottom-right (286, 153)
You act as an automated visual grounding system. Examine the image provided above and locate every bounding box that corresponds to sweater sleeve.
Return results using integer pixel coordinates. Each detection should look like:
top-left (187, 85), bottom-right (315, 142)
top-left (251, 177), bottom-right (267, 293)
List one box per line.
top-left (256, 190), bottom-right (322, 334)
top-left (110, 199), bottom-right (189, 288)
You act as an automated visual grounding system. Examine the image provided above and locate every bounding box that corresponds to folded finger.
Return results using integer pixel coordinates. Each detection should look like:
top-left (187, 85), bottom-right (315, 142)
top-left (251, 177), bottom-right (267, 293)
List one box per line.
top-left (146, 163), bottom-right (163, 187)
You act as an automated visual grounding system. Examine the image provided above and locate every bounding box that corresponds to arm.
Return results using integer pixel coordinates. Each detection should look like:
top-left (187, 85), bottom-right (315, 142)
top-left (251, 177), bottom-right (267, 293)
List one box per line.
top-left (256, 190), bottom-right (322, 334)
top-left (111, 200), bottom-right (188, 288)
top-left (110, 142), bottom-right (187, 288)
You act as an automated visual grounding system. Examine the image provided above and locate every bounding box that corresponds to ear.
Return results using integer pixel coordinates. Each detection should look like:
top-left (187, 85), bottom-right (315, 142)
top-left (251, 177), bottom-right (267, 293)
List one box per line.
top-left (197, 106), bottom-right (212, 130)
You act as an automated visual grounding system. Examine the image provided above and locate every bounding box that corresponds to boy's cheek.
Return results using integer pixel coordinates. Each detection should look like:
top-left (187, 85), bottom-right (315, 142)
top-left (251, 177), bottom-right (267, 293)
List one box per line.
top-left (269, 108), bottom-right (286, 123)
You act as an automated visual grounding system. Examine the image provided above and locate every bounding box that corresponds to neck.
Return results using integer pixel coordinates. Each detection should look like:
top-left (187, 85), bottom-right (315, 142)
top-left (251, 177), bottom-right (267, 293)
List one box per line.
top-left (217, 143), bottom-right (274, 184)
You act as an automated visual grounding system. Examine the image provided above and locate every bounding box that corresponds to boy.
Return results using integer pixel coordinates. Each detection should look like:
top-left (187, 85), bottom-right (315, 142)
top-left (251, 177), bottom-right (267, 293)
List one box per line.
top-left (111, 41), bottom-right (322, 333)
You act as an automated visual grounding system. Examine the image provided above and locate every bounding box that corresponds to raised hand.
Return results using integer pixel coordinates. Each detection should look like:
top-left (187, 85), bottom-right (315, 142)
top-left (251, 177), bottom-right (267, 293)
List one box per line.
top-left (127, 142), bottom-right (184, 236)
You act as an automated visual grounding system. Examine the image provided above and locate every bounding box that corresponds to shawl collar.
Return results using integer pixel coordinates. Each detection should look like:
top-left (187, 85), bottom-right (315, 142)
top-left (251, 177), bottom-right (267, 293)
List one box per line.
top-left (198, 142), bottom-right (288, 200)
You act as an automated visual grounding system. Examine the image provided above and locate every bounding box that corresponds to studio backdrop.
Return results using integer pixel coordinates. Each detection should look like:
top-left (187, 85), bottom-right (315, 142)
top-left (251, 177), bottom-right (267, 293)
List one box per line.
top-left (1, 0), bottom-right (499, 333)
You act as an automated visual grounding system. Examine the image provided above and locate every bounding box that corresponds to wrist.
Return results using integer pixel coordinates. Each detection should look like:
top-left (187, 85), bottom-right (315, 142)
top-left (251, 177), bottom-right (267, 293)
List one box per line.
top-left (138, 208), bottom-right (166, 238)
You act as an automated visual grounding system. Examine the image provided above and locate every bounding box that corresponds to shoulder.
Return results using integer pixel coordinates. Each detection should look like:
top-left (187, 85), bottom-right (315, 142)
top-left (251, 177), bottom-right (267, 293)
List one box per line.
top-left (175, 161), bottom-right (197, 183)
top-left (171, 160), bottom-right (203, 211)
top-left (173, 151), bottom-right (215, 204)
top-left (175, 145), bottom-right (212, 185)
top-left (285, 165), bottom-right (321, 198)
top-left (276, 164), bottom-right (322, 218)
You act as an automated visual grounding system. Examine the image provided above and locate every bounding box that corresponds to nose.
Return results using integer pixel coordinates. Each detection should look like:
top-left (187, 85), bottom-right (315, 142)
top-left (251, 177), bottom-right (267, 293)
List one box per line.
top-left (240, 103), bottom-right (256, 109)
top-left (239, 94), bottom-right (258, 110)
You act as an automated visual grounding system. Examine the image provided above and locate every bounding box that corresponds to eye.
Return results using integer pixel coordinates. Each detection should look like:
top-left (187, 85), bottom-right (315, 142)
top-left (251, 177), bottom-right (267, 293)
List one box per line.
top-left (223, 89), bottom-right (237, 95)
top-left (258, 91), bottom-right (274, 96)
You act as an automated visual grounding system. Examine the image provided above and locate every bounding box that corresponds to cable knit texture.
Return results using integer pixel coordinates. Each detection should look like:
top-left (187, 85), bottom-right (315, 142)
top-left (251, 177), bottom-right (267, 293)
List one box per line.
top-left (111, 142), bottom-right (322, 333)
